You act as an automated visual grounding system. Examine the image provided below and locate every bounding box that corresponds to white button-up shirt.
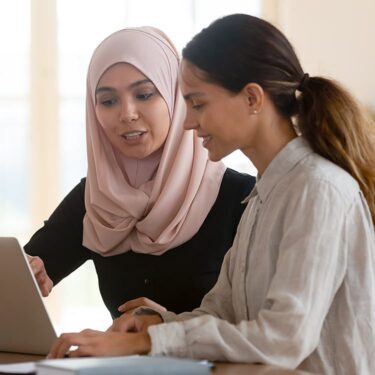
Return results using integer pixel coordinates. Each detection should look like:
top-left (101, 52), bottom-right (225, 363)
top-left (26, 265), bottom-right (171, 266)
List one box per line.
top-left (148, 137), bottom-right (375, 375)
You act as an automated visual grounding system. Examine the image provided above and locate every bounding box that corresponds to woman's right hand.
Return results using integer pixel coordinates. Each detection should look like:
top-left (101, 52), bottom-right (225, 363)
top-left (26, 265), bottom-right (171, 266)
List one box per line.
top-left (27, 255), bottom-right (53, 297)
top-left (108, 313), bottom-right (162, 333)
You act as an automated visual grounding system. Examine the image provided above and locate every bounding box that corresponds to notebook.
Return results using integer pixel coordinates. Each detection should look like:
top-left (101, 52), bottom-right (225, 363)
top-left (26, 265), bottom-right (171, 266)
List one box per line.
top-left (36, 355), bottom-right (213, 375)
top-left (0, 237), bottom-right (57, 355)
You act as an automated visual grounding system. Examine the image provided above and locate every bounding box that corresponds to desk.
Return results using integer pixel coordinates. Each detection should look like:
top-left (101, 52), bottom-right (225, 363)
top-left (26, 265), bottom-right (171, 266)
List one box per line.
top-left (0, 352), bottom-right (314, 374)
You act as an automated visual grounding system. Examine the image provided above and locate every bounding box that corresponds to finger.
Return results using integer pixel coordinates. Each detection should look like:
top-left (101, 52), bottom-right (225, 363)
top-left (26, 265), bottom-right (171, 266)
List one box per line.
top-left (40, 284), bottom-right (49, 297)
top-left (67, 331), bottom-right (106, 357)
top-left (120, 298), bottom-right (167, 313)
top-left (118, 297), bottom-right (146, 312)
top-left (48, 334), bottom-right (73, 359)
top-left (28, 258), bottom-right (39, 274)
top-left (149, 301), bottom-right (167, 311)
top-left (28, 256), bottom-right (44, 275)
top-left (48, 333), bottom-right (87, 359)
top-left (35, 272), bottom-right (53, 296)
top-left (38, 281), bottom-right (50, 297)
top-left (107, 320), bottom-right (120, 332)
top-left (68, 345), bottom-right (94, 358)
top-left (81, 329), bottom-right (102, 336)
top-left (106, 321), bottom-right (126, 332)
top-left (109, 316), bottom-right (136, 333)
top-left (35, 267), bottom-right (48, 280)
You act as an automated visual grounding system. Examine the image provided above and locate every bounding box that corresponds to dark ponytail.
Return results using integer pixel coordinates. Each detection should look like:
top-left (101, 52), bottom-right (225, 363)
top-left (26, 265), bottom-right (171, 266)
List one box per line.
top-left (298, 77), bottom-right (375, 222)
top-left (183, 14), bottom-right (375, 223)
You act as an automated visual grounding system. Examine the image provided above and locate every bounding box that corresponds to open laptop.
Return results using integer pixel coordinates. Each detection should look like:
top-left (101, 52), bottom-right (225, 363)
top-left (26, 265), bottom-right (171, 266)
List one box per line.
top-left (0, 237), bottom-right (57, 355)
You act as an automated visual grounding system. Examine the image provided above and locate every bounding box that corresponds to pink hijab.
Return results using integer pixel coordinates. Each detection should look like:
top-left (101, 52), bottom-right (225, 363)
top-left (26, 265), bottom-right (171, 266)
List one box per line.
top-left (83, 27), bottom-right (226, 256)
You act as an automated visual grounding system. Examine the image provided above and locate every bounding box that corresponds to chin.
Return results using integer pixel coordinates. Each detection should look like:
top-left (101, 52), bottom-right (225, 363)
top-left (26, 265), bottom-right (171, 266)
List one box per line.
top-left (117, 146), bottom-right (151, 160)
top-left (207, 151), bottom-right (223, 162)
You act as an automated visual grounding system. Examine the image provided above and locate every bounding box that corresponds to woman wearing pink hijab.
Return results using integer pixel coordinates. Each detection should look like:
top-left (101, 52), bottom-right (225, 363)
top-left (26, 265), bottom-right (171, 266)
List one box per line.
top-left (25, 27), bottom-right (254, 318)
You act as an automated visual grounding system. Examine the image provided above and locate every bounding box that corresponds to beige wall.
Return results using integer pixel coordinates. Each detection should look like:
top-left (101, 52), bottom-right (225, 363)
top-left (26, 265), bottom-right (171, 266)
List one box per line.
top-left (262, 0), bottom-right (375, 110)
top-left (30, 0), bottom-right (59, 231)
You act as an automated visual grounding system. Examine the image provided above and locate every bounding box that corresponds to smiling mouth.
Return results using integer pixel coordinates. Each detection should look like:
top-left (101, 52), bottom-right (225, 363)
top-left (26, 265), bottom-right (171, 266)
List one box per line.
top-left (121, 131), bottom-right (146, 140)
top-left (202, 135), bottom-right (212, 147)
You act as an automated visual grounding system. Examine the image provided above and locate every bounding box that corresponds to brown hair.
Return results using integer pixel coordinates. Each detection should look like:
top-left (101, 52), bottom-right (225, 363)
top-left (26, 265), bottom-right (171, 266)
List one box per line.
top-left (183, 14), bottom-right (375, 223)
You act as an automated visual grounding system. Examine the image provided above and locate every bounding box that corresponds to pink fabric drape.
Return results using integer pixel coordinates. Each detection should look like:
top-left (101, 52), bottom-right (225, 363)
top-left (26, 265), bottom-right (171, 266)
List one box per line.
top-left (83, 27), bottom-right (226, 256)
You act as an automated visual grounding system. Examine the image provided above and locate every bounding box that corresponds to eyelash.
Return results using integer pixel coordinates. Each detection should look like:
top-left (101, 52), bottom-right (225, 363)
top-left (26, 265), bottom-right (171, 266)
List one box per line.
top-left (136, 92), bottom-right (154, 101)
top-left (192, 103), bottom-right (204, 110)
top-left (98, 91), bottom-right (155, 107)
top-left (100, 98), bottom-right (117, 107)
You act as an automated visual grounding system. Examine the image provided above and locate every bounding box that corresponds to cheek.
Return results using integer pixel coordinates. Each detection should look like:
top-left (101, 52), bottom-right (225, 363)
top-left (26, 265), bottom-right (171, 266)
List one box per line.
top-left (95, 107), bottom-right (114, 130)
top-left (204, 110), bottom-right (225, 135)
top-left (95, 107), bottom-right (106, 128)
top-left (153, 117), bottom-right (170, 144)
top-left (148, 102), bottom-right (171, 142)
top-left (217, 104), bottom-right (246, 137)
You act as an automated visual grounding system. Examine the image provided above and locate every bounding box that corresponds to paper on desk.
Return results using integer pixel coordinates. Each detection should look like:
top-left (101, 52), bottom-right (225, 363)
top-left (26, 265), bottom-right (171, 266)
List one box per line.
top-left (0, 361), bottom-right (35, 374)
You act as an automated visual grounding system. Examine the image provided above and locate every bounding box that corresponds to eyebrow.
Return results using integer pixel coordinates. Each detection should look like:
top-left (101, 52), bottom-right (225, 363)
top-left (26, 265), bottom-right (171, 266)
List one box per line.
top-left (95, 79), bottom-right (153, 95)
top-left (183, 92), bottom-right (205, 101)
top-left (129, 78), bottom-right (153, 89)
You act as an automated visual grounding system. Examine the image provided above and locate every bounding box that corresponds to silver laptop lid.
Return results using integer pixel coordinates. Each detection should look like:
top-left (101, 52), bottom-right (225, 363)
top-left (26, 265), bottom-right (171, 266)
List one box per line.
top-left (0, 237), bottom-right (57, 355)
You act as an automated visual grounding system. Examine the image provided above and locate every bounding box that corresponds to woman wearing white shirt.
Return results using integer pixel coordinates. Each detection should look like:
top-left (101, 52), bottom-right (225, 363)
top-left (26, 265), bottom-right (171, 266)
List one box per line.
top-left (49, 14), bottom-right (375, 375)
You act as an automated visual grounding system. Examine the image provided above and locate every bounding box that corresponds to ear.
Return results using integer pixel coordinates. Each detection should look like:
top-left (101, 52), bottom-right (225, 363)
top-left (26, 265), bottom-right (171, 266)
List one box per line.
top-left (242, 83), bottom-right (264, 114)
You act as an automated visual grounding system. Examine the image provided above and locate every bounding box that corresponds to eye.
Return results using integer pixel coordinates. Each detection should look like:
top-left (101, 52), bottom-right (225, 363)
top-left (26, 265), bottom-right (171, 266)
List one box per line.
top-left (97, 97), bottom-right (117, 107)
top-left (136, 91), bottom-right (155, 101)
top-left (191, 102), bottom-right (204, 110)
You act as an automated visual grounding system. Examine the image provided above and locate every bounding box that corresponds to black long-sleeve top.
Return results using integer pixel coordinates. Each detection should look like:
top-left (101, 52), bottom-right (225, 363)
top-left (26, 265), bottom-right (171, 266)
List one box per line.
top-left (25, 168), bottom-right (255, 318)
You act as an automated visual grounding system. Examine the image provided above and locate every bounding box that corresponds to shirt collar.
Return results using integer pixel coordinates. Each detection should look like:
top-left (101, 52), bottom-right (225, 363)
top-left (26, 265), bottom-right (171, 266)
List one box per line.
top-left (243, 137), bottom-right (314, 204)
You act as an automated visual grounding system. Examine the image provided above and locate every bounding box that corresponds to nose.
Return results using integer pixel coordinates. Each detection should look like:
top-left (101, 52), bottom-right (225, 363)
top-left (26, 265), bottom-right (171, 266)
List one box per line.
top-left (119, 100), bottom-right (139, 123)
top-left (183, 109), bottom-right (198, 131)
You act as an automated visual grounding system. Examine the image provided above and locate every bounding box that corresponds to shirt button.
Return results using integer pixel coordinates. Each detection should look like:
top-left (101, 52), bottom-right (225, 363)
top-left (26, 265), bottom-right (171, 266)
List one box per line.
top-left (144, 278), bottom-right (150, 285)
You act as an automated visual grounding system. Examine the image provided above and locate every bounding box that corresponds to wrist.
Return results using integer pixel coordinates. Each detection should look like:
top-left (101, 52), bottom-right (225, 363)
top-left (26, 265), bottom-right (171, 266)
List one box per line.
top-left (137, 331), bottom-right (152, 354)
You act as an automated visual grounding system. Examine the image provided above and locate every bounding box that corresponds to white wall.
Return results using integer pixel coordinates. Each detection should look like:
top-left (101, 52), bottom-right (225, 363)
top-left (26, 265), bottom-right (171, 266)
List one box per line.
top-left (262, 0), bottom-right (375, 110)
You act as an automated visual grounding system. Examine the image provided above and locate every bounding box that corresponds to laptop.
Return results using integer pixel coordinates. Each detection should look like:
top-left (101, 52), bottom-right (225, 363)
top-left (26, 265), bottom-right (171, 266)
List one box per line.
top-left (0, 237), bottom-right (57, 355)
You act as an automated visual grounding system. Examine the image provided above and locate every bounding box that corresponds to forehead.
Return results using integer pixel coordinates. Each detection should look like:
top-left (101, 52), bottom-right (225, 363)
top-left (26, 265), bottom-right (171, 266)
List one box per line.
top-left (179, 60), bottom-right (203, 90)
top-left (179, 59), bottom-right (228, 98)
top-left (97, 62), bottom-right (149, 86)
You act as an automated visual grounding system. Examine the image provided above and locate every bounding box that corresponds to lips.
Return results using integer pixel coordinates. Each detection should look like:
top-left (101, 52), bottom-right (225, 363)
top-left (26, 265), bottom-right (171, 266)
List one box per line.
top-left (121, 131), bottom-right (146, 140)
top-left (201, 135), bottom-right (212, 147)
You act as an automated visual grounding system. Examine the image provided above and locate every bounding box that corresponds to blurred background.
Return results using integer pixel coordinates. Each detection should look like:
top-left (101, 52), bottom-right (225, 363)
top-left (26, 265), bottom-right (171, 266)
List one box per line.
top-left (0, 0), bottom-right (374, 334)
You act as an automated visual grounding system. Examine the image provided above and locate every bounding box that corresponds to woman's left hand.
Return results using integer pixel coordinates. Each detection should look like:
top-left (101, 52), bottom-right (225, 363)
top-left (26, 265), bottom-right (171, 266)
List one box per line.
top-left (47, 329), bottom-right (151, 359)
top-left (118, 297), bottom-right (167, 314)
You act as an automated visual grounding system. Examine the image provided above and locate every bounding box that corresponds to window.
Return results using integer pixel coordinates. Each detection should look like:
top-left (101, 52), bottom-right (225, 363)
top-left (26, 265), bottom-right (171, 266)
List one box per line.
top-left (0, 0), bottom-right (30, 240)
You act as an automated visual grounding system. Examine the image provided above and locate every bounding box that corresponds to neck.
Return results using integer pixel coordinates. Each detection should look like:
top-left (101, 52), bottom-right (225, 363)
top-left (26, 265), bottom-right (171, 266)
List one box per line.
top-left (242, 110), bottom-right (297, 176)
top-left (115, 147), bottom-right (163, 188)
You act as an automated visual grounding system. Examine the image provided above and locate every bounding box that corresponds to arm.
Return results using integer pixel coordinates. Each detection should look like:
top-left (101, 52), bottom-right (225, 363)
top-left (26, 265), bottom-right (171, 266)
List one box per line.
top-left (27, 254), bottom-right (53, 296)
top-left (159, 245), bottom-right (236, 323)
top-left (148, 180), bottom-right (354, 367)
top-left (108, 246), bottom-right (236, 333)
top-left (25, 179), bottom-right (91, 287)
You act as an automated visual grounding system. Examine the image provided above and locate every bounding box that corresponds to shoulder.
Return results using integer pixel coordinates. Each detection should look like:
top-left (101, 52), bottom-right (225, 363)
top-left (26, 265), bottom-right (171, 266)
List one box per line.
top-left (281, 153), bottom-right (361, 212)
top-left (220, 168), bottom-right (256, 199)
top-left (65, 178), bottom-right (86, 200)
top-left (209, 168), bottom-right (255, 213)
top-left (79, 177), bottom-right (86, 189)
top-left (302, 153), bottom-right (359, 202)
top-left (55, 178), bottom-right (87, 213)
